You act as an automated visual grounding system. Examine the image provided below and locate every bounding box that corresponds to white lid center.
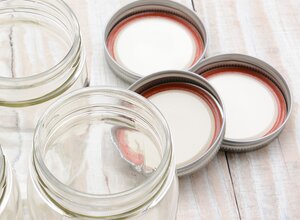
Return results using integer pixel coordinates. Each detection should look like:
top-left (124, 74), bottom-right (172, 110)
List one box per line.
top-left (148, 89), bottom-right (215, 168)
top-left (113, 15), bottom-right (200, 76)
top-left (207, 72), bottom-right (279, 140)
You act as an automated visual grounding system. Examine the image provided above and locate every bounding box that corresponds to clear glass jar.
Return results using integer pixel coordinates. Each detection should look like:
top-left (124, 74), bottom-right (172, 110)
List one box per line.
top-left (0, 0), bottom-right (88, 130)
top-left (0, 148), bottom-right (22, 219)
top-left (0, 0), bottom-right (88, 218)
top-left (28, 87), bottom-right (178, 219)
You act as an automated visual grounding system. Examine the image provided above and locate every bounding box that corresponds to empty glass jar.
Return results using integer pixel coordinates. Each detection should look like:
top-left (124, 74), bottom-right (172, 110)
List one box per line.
top-left (0, 148), bottom-right (22, 219)
top-left (28, 88), bottom-right (178, 219)
top-left (0, 0), bottom-right (88, 131)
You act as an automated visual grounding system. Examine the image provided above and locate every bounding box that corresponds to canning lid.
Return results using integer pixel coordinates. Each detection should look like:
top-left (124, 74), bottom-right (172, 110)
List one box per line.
top-left (195, 54), bottom-right (292, 152)
top-left (129, 71), bottom-right (225, 176)
top-left (105, 0), bottom-right (207, 83)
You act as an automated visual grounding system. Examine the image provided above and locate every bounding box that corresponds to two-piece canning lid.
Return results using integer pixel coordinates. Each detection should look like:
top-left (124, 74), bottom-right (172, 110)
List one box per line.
top-left (130, 71), bottom-right (225, 176)
top-left (195, 54), bottom-right (292, 152)
top-left (105, 0), bottom-right (207, 83)
top-left (130, 54), bottom-right (292, 176)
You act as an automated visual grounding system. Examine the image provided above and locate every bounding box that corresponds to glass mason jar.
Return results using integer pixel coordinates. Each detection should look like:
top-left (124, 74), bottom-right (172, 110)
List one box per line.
top-left (0, 0), bottom-right (88, 218)
top-left (0, 0), bottom-right (88, 131)
top-left (0, 148), bottom-right (22, 219)
top-left (28, 87), bottom-right (178, 219)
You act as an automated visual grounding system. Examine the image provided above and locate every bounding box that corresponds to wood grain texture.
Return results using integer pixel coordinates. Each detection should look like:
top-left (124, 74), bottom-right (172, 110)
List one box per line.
top-left (194, 0), bottom-right (300, 219)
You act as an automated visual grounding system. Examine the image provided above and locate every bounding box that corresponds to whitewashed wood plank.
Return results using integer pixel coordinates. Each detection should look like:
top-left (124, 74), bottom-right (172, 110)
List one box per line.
top-left (194, 0), bottom-right (300, 219)
top-left (178, 153), bottom-right (240, 219)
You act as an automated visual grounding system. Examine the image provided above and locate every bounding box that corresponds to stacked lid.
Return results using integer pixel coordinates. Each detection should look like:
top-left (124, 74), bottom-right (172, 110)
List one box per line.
top-left (129, 71), bottom-right (225, 176)
top-left (105, 0), bottom-right (292, 176)
top-left (194, 54), bottom-right (292, 152)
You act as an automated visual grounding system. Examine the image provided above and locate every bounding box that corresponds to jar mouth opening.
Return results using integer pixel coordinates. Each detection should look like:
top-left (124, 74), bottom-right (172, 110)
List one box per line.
top-left (32, 88), bottom-right (172, 211)
top-left (0, 0), bottom-right (81, 87)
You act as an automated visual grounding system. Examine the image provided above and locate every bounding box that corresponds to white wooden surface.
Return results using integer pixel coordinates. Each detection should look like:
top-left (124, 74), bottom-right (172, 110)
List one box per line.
top-left (4, 0), bottom-right (300, 219)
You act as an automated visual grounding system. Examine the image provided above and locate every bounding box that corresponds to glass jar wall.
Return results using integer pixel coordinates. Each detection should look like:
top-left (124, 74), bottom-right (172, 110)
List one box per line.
top-left (28, 88), bottom-right (178, 219)
top-left (0, 148), bottom-right (22, 219)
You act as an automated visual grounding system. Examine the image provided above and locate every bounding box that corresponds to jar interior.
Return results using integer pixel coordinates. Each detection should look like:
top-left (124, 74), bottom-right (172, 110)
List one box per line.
top-left (0, 0), bottom-right (73, 78)
top-left (37, 90), bottom-right (167, 195)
